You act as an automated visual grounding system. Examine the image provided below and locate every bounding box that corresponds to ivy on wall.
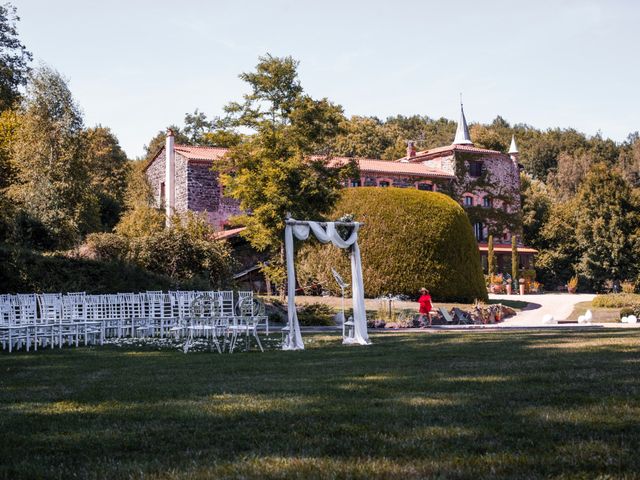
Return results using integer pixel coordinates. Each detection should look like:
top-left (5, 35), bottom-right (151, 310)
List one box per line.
top-left (451, 151), bottom-right (522, 239)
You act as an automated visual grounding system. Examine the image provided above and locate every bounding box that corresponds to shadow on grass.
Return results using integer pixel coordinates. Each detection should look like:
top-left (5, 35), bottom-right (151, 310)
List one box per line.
top-left (1, 330), bottom-right (639, 479)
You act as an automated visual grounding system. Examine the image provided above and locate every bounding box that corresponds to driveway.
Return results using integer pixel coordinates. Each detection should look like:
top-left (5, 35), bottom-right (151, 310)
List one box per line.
top-left (491, 293), bottom-right (595, 326)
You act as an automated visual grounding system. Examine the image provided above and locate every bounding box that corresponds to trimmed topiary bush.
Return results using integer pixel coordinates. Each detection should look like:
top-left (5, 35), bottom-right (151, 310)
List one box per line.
top-left (297, 187), bottom-right (487, 302)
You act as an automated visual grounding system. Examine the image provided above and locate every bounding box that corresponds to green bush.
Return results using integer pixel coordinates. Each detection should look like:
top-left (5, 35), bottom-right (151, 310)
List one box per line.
top-left (297, 187), bottom-right (487, 302)
top-left (297, 303), bottom-right (336, 326)
top-left (592, 293), bottom-right (640, 308)
top-left (83, 232), bottom-right (129, 261)
top-left (0, 244), bottom-right (204, 294)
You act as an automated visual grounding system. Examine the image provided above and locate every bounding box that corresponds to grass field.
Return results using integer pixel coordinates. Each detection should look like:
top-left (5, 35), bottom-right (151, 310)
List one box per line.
top-left (568, 301), bottom-right (621, 323)
top-left (1, 330), bottom-right (639, 479)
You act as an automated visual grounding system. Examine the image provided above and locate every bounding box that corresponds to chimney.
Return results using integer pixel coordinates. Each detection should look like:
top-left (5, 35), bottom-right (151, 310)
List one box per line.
top-left (406, 140), bottom-right (416, 159)
top-left (165, 129), bottom-right (175, 225)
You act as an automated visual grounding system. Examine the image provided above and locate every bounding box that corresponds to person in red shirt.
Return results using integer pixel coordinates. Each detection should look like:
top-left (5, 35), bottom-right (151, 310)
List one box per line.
top-left (418, 288), bottom-right (433, 327)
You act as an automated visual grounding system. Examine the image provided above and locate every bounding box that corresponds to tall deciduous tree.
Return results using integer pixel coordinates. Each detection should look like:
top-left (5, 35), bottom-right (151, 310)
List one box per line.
top-left (85, 126), bottom-right (129, 229)
top-left (8, 66), bottom-right (99, 248)
top-left (573, 164), bottom-right (640, 289)
top-left (219, 54), bottom-right (353, 290)
top-left (0, 3), bottom-right (31, 112)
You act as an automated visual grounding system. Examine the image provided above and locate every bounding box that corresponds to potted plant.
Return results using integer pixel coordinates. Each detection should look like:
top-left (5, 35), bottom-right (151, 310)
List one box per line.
top-left (490, 273), bottom-right (504, 294)
top-left (567, 275), bottom-right (579, 294)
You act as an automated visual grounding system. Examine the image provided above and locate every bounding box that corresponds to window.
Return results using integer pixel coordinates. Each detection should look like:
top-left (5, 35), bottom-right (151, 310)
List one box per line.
top-left (474, 222), bottom-right (485, 241)
top-left (469, 161), bottom-right (483, 177)
top-left (350, 179), bottom-right (361, 187)
top-left (417, 183), bottom-right (433, 191)
top-left (482, 196), bottom-right (492, 208)
top-left (378, 180), bottom-right (390, 187)
top-left (160, 182), bottom-right (165, 206)
top-left (463, 196), bottom-right (474, 207)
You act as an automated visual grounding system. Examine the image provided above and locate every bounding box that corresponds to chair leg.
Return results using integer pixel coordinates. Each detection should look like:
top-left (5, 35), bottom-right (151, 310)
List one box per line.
top-left (253, 330), bottom-right (264, 352)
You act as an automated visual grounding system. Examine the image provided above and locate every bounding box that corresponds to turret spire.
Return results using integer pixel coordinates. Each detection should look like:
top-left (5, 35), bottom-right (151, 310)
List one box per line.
top-left (453, 101), bottom-right (473, 145)
top-left (508, 134), bottom-right (519, 154)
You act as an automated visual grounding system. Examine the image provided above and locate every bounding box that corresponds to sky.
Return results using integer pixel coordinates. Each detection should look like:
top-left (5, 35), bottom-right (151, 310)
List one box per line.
top-left (13, 0), bottom-right (640, 159)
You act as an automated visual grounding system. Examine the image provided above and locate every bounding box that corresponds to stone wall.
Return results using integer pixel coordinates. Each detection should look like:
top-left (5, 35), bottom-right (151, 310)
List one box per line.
top-left (145, 149), bottom-right (241, 228)
top-left (145, 150), bottom-right (165, 209)
top-left (186, 162), bottom-right (241, 229)
top-left (351, 175), bottom-right (443, 190)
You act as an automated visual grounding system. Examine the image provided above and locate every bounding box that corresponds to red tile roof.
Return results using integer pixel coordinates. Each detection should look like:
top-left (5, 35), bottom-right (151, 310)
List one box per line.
top-left (147, 145), bottom-right (453, 178)
top-left (401, 143), bottom-right (507, 162)
top-left (330, 157), bottom-right (454, 178)
top-left (174, 145), bottom-right (229, 161)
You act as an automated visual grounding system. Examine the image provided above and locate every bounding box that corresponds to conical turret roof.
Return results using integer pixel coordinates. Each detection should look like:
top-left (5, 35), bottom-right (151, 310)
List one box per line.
top-left (508, 134), bottom-right (519, 154)
top-left (453, 104), bottom-right (473, 145)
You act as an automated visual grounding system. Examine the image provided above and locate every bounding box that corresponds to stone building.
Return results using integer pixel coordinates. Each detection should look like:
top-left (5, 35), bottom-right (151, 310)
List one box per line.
top-left (145, 105), bottom-right (536, 272)
top-left (144, 131), bottom-right (241, 228)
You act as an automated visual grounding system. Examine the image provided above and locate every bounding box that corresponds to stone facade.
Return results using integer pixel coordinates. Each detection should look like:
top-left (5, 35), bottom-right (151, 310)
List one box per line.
top-left (145, 148), bottom-right (241, 229)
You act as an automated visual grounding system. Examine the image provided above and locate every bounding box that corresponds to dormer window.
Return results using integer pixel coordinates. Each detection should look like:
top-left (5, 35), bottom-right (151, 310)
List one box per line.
top-left (469, 161), bottom-right (483, 177)
top-left (483, 197), bottom-right (492, 208)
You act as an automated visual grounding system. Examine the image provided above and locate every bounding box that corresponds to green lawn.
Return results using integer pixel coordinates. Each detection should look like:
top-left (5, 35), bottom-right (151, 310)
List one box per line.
top-left (1, 331), bottom-right (640, 479)
top-left (568, 301), bottom-right (621, 323)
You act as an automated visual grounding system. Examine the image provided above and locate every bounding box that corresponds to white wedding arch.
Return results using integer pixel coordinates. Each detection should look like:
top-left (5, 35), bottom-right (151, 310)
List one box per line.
top-left (283, 217), bottom-right (370, 350)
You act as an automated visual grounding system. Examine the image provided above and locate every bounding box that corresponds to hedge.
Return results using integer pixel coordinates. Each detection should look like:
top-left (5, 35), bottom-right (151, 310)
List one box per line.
top-left (0, 245), bottom-right (207, 294)
top-left (297, 187), bottom-right (488, 302)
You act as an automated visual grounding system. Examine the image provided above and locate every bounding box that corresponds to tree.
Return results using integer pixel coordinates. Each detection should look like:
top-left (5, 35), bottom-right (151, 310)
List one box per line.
top-left (536, 199), bottom-right (579, 289)
top-left (0, 3), bottom-right (32, 112)
top-left (573, 164), bottom-right (640, 290)
top-left (8, 66), bottom-right (99, 248)
top-left (84, 126), bottom-right (129, 229)
top-left (487, 235), bottom-right (495, 278)
top-left (511, 235), bottom-right (518, 289)
top-left (219, 54), bottom-right (353, 292)
top-left (0, 108), bottom-right (18, 239)
top-left (520, 173), bottom-right (552, 249)
top-left (332, 116), bottom-right (390, 158)
top-left (115, 159), bottom-right (164, 238)
top-left (547, 151), bottom-right (591, 201)
top-left (183, 109), bottom-right (212, 143)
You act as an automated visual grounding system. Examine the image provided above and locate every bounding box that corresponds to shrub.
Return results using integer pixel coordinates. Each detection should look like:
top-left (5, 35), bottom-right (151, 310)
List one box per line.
top-left (567, 275), bottom-right (579, 291)
top-left (593, 293), bottom-right (640, 308)
top-left (297, 303), bottom-right (336, 326)
top-left (0, 244), bottom-right (202, 294)
top-left (297, 187), bottom-right (487, 302)
top-left (621, 281), bottom-right (636, 294)
top-left (620, 307), bottom-right (636, 319)
top-left (115, 205), bottom-right (165, 238)
top-left (128, 228), bottom-right (232, 288)
top-left (83, 233), bottom-right (128, 261)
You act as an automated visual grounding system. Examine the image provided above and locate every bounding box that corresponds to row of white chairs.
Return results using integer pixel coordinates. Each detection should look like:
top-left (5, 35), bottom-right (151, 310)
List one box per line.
top-left (0, 291), bottom-right (268, 353)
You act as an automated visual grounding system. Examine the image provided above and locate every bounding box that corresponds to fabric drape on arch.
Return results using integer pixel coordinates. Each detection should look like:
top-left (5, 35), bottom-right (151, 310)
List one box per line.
top-left (283, 218), bottom-right (370, 350)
